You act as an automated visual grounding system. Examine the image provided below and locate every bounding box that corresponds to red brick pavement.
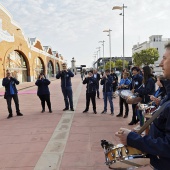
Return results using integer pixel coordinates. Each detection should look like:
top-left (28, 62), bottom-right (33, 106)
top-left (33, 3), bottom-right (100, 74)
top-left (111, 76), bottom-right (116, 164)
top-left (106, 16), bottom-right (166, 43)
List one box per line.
top-left (0, 75), bottom-right (152, 170)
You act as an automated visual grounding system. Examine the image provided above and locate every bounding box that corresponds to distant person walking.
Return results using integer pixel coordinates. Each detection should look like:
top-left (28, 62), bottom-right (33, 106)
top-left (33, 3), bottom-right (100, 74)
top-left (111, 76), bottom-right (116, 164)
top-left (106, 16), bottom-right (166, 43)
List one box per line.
top-left (56, 63), bottom-right (74, 111)
top-left (35, 72), bottom-right (52, 113)
top-left (2, 71), bottom-right (23, 119)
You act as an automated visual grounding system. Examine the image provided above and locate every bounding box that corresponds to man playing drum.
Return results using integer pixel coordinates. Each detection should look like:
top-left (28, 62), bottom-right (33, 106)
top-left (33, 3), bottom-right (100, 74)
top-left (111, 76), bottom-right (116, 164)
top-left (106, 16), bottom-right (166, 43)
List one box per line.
top-left (115, 42), bottom-right (170, 170)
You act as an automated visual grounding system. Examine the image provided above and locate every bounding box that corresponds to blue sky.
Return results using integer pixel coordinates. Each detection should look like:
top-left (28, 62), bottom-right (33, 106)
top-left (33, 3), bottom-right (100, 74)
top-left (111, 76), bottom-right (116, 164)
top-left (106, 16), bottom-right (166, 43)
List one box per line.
top-left (1, 0), bottom-right (170, 67)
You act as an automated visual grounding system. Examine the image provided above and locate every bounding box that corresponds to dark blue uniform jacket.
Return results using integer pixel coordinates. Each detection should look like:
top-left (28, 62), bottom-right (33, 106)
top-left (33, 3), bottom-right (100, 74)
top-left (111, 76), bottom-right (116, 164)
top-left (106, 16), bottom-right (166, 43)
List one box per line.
top-left (2, 77), bottom-right (19, 95)
top-left (100, 75), bottom-right (113, 92)
top-left (35, 78), bottom-right (50, 95)
top-left (56, 70), bottom-right (74, 87)
top-left (83, 77), bottom-right (97, 94)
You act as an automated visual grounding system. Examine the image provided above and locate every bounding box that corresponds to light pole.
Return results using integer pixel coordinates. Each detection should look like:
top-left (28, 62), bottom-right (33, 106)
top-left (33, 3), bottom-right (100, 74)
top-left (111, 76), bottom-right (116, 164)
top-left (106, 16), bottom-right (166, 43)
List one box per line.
top-left (112, 4), bottom-right (127, 69)
top-left (99, 40), bottom-right (105, 70)
top-left (103, 29), bottom-right (112, 72)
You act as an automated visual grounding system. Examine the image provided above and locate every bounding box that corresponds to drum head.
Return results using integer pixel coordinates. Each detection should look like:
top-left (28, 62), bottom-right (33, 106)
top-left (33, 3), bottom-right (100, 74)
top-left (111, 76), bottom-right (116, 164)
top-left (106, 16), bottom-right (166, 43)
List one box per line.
top-left (120, 90), bottom-right (134, 99)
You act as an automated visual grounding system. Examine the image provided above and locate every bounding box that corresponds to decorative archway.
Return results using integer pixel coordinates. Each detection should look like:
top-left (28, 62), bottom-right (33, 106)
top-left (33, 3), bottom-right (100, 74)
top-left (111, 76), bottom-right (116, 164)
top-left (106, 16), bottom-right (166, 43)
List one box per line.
top-left (5, 50), bottom-right (28, 83)
top-left (34, 57), bottom-right (45, 80)
top-left (56, 62), bottom-right (60, 74)
top-left (47, 60), bottom-right (54, 78)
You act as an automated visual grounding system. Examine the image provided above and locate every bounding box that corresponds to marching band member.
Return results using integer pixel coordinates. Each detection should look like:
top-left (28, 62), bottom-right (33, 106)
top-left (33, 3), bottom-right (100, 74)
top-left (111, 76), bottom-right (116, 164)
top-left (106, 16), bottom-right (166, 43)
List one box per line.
top-left (56, 63), bottom-right (74, 111)
top-left (116, 72), bottom-right (131, 118)
top-left (128, 67), bottom-right (143, 125)
top-left (100, 69), bottom-right (114, 115)
top-left (82, 70), bottom-right (97, 114)
top-left (115, 43), bottom-right (170, 170)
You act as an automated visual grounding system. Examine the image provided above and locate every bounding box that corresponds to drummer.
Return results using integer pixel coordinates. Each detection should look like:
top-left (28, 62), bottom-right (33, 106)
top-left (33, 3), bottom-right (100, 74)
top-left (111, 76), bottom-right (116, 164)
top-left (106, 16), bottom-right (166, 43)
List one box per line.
top-left (116, 72), bottom-right (131, 118)
top-left (132, 66), bottom-right (155, 130)
top-left (128, 66), bottom-right (143, 125)
top-left (115, 42), bottom-right (170, 170)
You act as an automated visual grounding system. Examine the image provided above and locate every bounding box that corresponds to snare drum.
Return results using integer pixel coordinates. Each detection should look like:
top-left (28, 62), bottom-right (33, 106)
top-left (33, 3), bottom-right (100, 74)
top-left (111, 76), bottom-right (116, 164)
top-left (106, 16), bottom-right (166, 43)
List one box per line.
top-left (101, 140), bottom-right (149, 169)
top-left (120, 90), bottom-right (136, 100)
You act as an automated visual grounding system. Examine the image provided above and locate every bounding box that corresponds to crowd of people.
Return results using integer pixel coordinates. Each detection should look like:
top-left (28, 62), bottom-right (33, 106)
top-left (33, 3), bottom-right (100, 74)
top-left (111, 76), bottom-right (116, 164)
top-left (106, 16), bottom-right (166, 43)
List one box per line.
top-left (2, 42), bottom-right (170, 169)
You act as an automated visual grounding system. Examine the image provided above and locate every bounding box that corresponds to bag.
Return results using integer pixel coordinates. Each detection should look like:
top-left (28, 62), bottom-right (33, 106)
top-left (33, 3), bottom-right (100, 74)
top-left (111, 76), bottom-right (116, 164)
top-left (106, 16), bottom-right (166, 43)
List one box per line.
top-left (4, 92), bottom-right (7, 99)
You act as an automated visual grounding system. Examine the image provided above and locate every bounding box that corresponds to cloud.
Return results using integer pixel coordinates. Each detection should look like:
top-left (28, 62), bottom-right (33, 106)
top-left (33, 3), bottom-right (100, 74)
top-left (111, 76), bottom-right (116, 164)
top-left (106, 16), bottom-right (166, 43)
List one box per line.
top-left (1, 0), bottom-right (170, 67)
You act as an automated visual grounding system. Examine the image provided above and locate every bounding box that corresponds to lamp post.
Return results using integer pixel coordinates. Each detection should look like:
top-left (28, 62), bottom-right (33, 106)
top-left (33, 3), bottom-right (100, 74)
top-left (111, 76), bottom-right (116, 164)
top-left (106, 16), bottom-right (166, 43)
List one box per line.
top-left (112, 4), bottom-right (127, 69)
top-left (103, 29), bottom-right (112, 72)
top-left (99, 40), bottom-right (105, 70)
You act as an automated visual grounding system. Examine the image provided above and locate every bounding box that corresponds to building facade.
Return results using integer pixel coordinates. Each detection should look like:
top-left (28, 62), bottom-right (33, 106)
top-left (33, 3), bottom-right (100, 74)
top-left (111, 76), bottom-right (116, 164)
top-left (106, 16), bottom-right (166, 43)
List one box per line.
top-left (0, 4), bottom-right (65, 87)
top-left (132, 35), bottom-right (170, 73)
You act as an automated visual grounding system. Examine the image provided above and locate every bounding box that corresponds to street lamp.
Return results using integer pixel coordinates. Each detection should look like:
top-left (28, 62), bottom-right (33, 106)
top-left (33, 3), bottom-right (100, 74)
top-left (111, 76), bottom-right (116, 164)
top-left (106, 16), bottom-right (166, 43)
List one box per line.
top-left (99, 40), bottom-right (105, 70)
top-left (103, 29), bottom-right (112, 72)
top-left (112, 4), bottom-right (127, 69)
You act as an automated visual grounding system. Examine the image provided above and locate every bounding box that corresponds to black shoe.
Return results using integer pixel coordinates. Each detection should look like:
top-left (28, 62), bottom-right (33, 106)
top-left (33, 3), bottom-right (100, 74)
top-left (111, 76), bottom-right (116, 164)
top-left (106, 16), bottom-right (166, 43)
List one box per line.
top-left (63, 108), bottom-right (69, 111)
top-left (70, 108), bottom-right (74, 111)
top-left (93, 111), bottom-right (97, 114)
top-left (7, 114), bottom-right (13, 119)
top-left (83, 110), bottom-right (88, 113)
top-left (116, 113), bottom-right (123, 117)
top-left (17, 113), bottom-right (23, 116)
top-left (128, 121), bottom-right (136, 125)
top-left (49, 110), bottom-right (52, 113)
top-left (41, 109), bottom-right (45, 113)
top-left (101, 110), bottom-right (107, 114)
top-left (111, 112), bottom-right (114, 116)
top-left (123, 115), bottom-right (128, 118)
top-left (97, 97), bottom-right (100, 99)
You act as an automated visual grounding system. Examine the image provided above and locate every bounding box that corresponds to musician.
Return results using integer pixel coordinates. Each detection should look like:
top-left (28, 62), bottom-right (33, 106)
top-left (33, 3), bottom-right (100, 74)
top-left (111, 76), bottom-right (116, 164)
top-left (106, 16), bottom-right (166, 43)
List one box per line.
top-left (116, 72), bottom-right (131, 118)
top-left (110, 69), bottom-right (118, 98)
top-left (100, 69), bottom-right (114, 115)
top-left (2, 70), bottom-right (23, 119)
top-left (128, 66), bottom-right (143, 125)
top-left (149, 75), bottom-right (166, 107)
top-left (93, 69), bottom-right (101, 99)
top-left (82, 70), bottom-right (97, 114)
top-left (133, 66), bottom-right (155, 130)
top-left (115, 42), bottom-right (170, 170)
top-left (56, 63), bottom-right (74, 111)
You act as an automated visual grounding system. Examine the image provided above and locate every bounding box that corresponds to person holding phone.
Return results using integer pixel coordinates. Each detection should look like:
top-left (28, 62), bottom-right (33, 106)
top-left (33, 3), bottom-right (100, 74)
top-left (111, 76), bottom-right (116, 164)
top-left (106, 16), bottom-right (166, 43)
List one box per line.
top-left (2, 70), bottom-right (23, 119)
top-left (35, 72), bottom-right (52, 113)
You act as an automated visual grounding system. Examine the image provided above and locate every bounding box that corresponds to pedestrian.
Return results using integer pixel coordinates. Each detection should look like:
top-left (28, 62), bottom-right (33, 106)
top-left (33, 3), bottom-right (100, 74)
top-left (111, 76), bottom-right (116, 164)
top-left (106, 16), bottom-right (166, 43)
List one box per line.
top-left (2, 70), bottom-right (23, 119)
top-left (82, 70), bottom-right (97, 114)
top-left (35, 72), bottom-right (52, 113)
top-left (56, 63), bottom-right (74, 111)
top-left (116, 72), bottom-right (131, 118)
top-left (100, 69), bottom-right (114, 115)
top-left (93, 69), bottom-right (101, 99)
top-left (115, 42), bottom-right (170, 170)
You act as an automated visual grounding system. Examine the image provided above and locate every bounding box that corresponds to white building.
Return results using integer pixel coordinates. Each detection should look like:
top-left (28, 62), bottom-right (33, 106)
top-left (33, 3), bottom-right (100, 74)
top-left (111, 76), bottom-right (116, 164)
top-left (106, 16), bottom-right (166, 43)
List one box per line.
top-left (132, 35), bottom-right (170, 74)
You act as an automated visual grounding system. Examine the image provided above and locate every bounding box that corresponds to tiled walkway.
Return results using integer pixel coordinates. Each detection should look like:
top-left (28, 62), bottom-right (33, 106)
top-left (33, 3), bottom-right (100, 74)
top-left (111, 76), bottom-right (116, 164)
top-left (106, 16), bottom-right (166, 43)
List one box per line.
top-left (0, 75), bottom-right (152, 170)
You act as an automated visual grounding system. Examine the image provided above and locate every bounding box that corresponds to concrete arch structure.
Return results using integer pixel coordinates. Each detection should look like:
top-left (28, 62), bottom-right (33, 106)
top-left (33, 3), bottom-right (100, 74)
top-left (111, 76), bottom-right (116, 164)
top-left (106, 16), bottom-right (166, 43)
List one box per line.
top-left (0, 3), bottom-right (65, 87)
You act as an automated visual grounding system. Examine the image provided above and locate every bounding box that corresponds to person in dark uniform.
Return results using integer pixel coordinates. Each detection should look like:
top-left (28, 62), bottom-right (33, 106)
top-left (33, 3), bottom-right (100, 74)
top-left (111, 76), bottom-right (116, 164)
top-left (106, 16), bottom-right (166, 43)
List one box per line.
top-left (93, 69), bottom-right (101, 99)
top-left (82, 70), bottom-right (97, 114)
top-left (35, 72), bottom-right (52, 113)
top-left (101, 69), bottom-right (114, 115)
top-left (116, 72), bottom-right (131, 118)
top-left (115, 42), bottom-right (170, 170)
top-left (2, 71), bottom-right (23, 119)
top-left (129, 66), bottom-right (143, 125)
top-left (56, 63), bottom-right (74, 111)
top-left (110, 69), bottom-right (118, 98)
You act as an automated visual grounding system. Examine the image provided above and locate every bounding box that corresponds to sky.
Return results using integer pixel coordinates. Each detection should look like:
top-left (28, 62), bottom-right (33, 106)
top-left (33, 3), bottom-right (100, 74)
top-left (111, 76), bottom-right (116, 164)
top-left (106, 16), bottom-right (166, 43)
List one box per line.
top-left (1, 0), bottom-right (170, 68)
